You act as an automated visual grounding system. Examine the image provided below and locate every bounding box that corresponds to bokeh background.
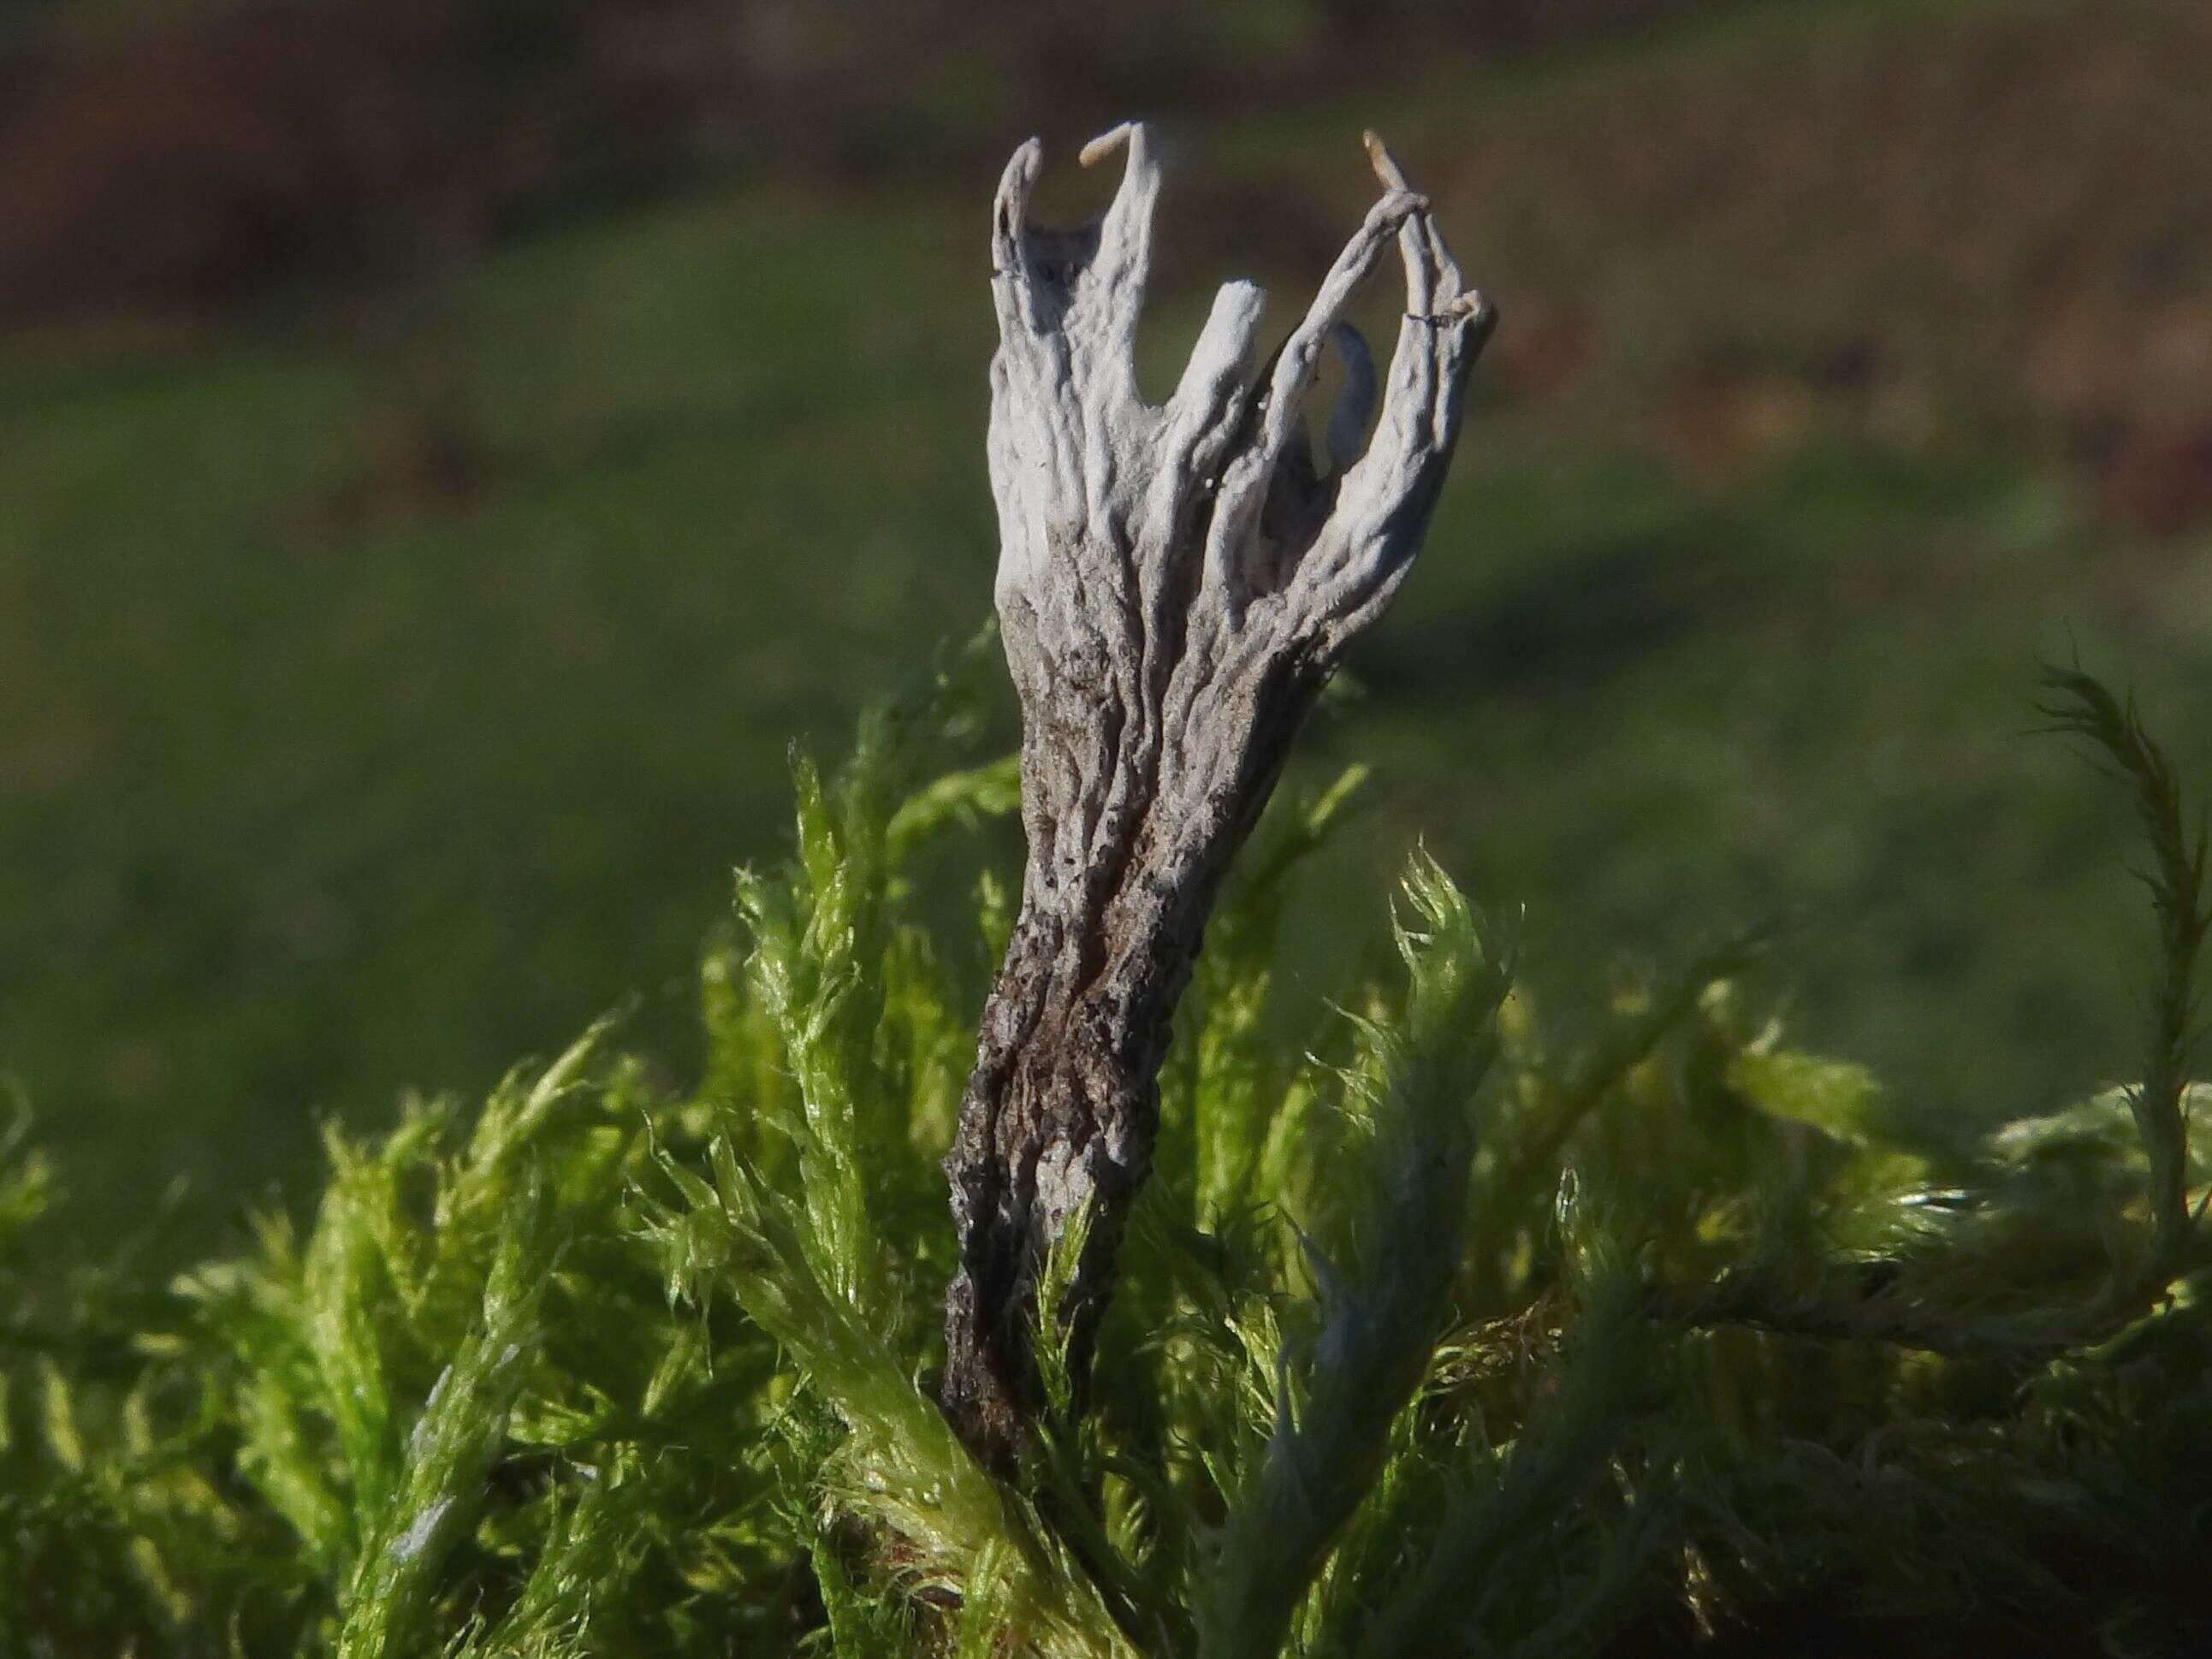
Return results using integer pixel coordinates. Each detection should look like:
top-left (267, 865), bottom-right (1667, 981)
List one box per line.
top-left (3, 0), bottom-right (2209, 1269)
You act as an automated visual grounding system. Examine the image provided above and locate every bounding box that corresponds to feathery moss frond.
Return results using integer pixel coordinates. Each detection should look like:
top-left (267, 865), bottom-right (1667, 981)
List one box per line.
top-left (1195, 856), bottom-right (1512, 1659)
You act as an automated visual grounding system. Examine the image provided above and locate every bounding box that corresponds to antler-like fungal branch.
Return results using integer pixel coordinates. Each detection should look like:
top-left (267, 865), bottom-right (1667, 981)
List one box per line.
top-left (943, 122), bottom-right (1495, 1467)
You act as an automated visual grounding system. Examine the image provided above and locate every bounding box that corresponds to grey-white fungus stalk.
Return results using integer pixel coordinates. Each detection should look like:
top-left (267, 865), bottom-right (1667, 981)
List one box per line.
top-left (941, 121), bottom-right (1495, 1466)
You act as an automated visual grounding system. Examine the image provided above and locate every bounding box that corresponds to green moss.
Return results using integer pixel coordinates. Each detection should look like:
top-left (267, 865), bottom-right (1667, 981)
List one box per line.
top-left (3, 664), bottom-right (2206, 1656)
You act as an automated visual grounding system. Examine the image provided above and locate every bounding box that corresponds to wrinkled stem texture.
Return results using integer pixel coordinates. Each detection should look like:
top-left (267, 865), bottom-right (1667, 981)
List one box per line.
top-left (941, 122), bottom-right (1494, 1466)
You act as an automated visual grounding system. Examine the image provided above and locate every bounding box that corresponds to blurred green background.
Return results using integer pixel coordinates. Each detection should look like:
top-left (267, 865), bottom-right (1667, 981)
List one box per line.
top-left (2, 0), bottom-right (2209, 1267)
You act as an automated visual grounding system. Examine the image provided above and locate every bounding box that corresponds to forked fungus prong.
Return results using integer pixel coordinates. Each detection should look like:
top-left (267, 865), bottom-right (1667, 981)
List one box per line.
top-left (944, 124), bottom-right (1495, 1467)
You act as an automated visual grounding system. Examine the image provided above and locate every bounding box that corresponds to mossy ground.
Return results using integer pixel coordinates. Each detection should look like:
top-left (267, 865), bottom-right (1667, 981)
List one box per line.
top-left (3, 662), bottom-right (2205, 1655)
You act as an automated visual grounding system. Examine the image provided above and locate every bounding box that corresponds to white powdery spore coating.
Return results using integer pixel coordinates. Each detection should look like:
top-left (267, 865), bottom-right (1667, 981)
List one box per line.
top-left (942, 118), bottom-right (1495, 1463)
top-left (390, 1496), bottom-right (454, 1564)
